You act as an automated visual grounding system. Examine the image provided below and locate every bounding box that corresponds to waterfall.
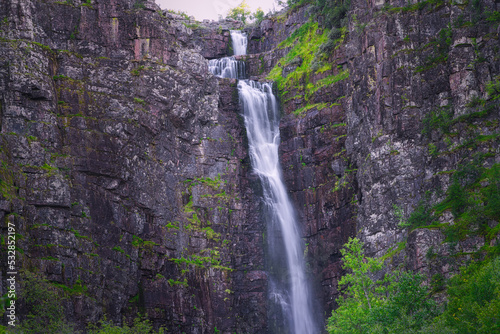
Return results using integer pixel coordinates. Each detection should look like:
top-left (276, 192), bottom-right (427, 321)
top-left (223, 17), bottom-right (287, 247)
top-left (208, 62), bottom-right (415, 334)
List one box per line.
top-left (238, 80), bottom-right (316, 334)
top-left (208, 57), bottom-right (245, 79)
top-left (208, 30), bottom-right (317, 334)
top-left (230, 30), bottom-right (247, 56)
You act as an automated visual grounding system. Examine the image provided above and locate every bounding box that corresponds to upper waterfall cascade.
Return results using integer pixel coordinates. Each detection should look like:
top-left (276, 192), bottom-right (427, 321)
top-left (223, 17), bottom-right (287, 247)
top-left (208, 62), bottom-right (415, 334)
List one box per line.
top-left (208, 30), bottom-right (247, 79)
top-left (208, 30), bottom-right (317, 334)
top-left (230, 30), bottom-right (248, 56)
top-left (208, 57), bottom-right (245, 79)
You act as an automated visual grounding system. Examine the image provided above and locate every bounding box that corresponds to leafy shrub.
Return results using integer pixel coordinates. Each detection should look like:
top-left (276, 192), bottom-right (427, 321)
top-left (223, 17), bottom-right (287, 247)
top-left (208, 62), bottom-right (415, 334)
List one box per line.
top-left (87, 315), bottom-right (166, 334)
top-left (252, 7), bottom-right (265, 25)
top-left (226, 1), bottom-right (251, 24)
top-left (486, 78), bottom-right (500, 100)
top-left (17, 271), bottom-right (76, 333)
top-left (406, 192), bottom-right (436, 229)
top-left (327, 239), bottom-right (500, 333)
top-left (327, 238), bottom-right (440, 334)
top-left (421, 106), bottom-right (453, 137)
top-left (314, 0), bottom-right (351, 29)
top-left (444, 257), bottom-right (500, 333)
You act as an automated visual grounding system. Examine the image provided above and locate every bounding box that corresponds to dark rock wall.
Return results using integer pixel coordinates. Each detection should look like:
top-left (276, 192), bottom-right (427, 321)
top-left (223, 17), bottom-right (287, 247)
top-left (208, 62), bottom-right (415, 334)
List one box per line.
top-left (240, 0), bottom-right (500, 320)
top-left (191, 20), bottom-right (243, 59)
top-left (344, 0), bottom-right (500, 276)
top-left (0, 0), bottom-right (267, 332)
top-left (1, 0), bottom-right (499, 332)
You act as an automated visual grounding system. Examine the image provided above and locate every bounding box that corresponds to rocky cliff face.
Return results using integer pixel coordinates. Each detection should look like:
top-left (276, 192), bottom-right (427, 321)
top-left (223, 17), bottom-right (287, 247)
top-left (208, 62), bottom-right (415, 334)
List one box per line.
top-left (344, 0), bottom-right (500, 277)
top-left (1, 0), bottom-right (499, 332)
top-left (0, 0), bottom-right (267, 332)
top-left (237, 0), bottom-right (500, 319)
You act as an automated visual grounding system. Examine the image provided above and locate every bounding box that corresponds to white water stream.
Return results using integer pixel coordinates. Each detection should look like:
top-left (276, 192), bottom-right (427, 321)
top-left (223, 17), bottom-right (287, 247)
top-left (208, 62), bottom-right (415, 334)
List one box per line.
top-left (209, 30), bottom-right (316, 334)
top-left (208, 57), bottom-right (245, 79)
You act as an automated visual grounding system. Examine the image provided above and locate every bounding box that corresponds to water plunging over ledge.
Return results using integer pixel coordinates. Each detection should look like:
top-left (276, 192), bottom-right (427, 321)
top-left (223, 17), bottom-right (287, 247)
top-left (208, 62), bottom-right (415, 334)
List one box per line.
top-left (230, 30), bottom-right (247, 56)
top-left (208, 57), bottom-right (245, 79)
top-left (209, 30), bottom-right (317, 334)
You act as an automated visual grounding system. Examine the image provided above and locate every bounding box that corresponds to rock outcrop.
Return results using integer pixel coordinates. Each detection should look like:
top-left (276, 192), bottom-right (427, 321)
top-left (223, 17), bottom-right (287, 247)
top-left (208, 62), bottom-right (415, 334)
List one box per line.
top-left (1, 0), bottom-right (499, 332)
top-left (0, 0), bottom-right (267, 332)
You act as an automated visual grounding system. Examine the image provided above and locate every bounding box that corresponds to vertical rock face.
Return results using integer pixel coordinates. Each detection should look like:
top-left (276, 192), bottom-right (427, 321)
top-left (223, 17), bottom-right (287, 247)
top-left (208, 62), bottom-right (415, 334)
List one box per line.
top-left (1, 0), bottom-right (499, 332)
top-left (191, 20), bottom-right (243, 59)
top-left (237, 0), bottom-right (500, 322)
top-left (0, 0), bottom-right (267, 332)
top-left (343, 0), bottom-right (500, 276)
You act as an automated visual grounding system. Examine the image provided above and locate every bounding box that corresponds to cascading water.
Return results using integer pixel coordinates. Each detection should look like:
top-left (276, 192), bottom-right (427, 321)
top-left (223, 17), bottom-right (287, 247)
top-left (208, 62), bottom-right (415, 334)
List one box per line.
top-left (209, 30), bottom-right (317, 334)
top-left (208, 57), bottom-right (245, 79)
top-left (230, 30), bottom-right (247, 56)
top-left (208, 30), bottom-right (247, 79)
top-left (238, 81), bottom-right (316, 334)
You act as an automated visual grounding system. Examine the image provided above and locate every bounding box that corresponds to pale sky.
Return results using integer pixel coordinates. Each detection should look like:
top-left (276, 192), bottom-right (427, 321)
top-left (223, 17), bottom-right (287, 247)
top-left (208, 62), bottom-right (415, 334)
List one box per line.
top-left (157, 0), bottom-right (282, 21)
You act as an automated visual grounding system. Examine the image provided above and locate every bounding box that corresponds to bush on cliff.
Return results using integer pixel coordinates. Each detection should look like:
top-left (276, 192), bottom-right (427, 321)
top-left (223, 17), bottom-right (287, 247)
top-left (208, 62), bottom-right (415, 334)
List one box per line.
top-left (327, 238), bottom-right (500, 334)
top-left (327, 238), bottom-right (440, 334)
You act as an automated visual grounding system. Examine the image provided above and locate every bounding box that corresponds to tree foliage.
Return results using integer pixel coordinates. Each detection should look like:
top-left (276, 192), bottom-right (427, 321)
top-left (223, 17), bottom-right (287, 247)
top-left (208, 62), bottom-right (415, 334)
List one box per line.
top-left (327, 238), bottom-right (440, 334)
top-left (16, 271), bottom-right (76, 334)
top-left (252, 7), bottom-right (265, 25)
top-left (226, 1), bottom-right (251, 24)
top-left (327, 237), bottom-right (500, 333)
top-left (314, 0), bottom-right (351, 29)
top-left (443, 257), bottom-right (500, 333)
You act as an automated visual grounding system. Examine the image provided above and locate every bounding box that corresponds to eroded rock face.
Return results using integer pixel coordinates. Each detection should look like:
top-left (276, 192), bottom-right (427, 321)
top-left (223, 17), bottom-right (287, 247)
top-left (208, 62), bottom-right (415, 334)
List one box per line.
top-left (1, 0), bottom-right (498, 331)
top-left (0, 0), bottom-right (266, 332)
top-left (191, 19), bottom-right (243, 59)
top-left (343, 0), bottom-right (500, 276)
top-left (240, 0), bottom-right (500, 321)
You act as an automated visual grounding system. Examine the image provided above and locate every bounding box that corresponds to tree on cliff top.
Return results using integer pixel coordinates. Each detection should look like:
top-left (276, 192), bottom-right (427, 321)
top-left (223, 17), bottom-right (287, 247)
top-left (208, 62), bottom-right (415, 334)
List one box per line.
top-left (226, 1), bottom-right (251, 24)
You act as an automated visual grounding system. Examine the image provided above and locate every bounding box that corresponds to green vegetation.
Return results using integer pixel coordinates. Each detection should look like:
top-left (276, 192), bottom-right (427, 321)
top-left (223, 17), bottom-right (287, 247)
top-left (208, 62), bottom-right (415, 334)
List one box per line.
top-left (165, 9), bottom-right (190, 20)
top-left (183, 22), bottom-right (200, 30)
top-left (330, 75), bottom-right (500, 330)
top-left (251, 7), bottom-right (265, 25)
top-left (226, 0), bottom-right (251, 24)
top-left (415, 25), bottom-right (452, 73)
top-left (132, 235), bottom-right (159, 250)
top-left (399, 155), bottom-right (499, 244)
top-left (167, 278), bottom-right (188, 287)
top-left (266, 0), bottom-right (351, 116)
top-left (384, 0), bottom-right (448, 14)
top-left (443, 257), bottom-right (500, 333)
top-left (131, 65), bottom-right (145, 76)
top-left (3, 272), bottom-right (166, 333)
top-left (133, 0), bottom-right (146, 10)
top-left (14, 271), bottom-right (76, 333)
top-left (112, 246), bottom-right (126, 254)
top-left (267, 21), bottom-right (346, 100)
top-left (81, 0), bottom-right (93, 8)
top-left (88, 315), bottom-right (166, 334)
top-left (438, 160), bottom-right (500, 245)
top-left (327, 238), bottom-right (439, 334)
top-left (293, 102), bottom-right (328, 115)
top-left (312, 0), bottom-right (351, 29)
top-left (422, 106), bottom-right (453, 137)
top-left (133, 97), bottom-right (146, 105)
top-left (52, 278), bottom-right (88, 296)
top-left (327, 238), bottom-right (500, 334)
top-left (169, 250), bottom-right (231, 271)
top-left (0, 160), bottom-right (17, 201)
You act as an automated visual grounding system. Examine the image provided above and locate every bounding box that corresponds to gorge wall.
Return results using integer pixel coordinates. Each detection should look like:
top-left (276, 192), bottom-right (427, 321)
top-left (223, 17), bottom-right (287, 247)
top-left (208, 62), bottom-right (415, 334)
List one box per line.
top-left (1, 0), bottom-right (499, 333)
top-left (0, 0), bottom-right (266, 332)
